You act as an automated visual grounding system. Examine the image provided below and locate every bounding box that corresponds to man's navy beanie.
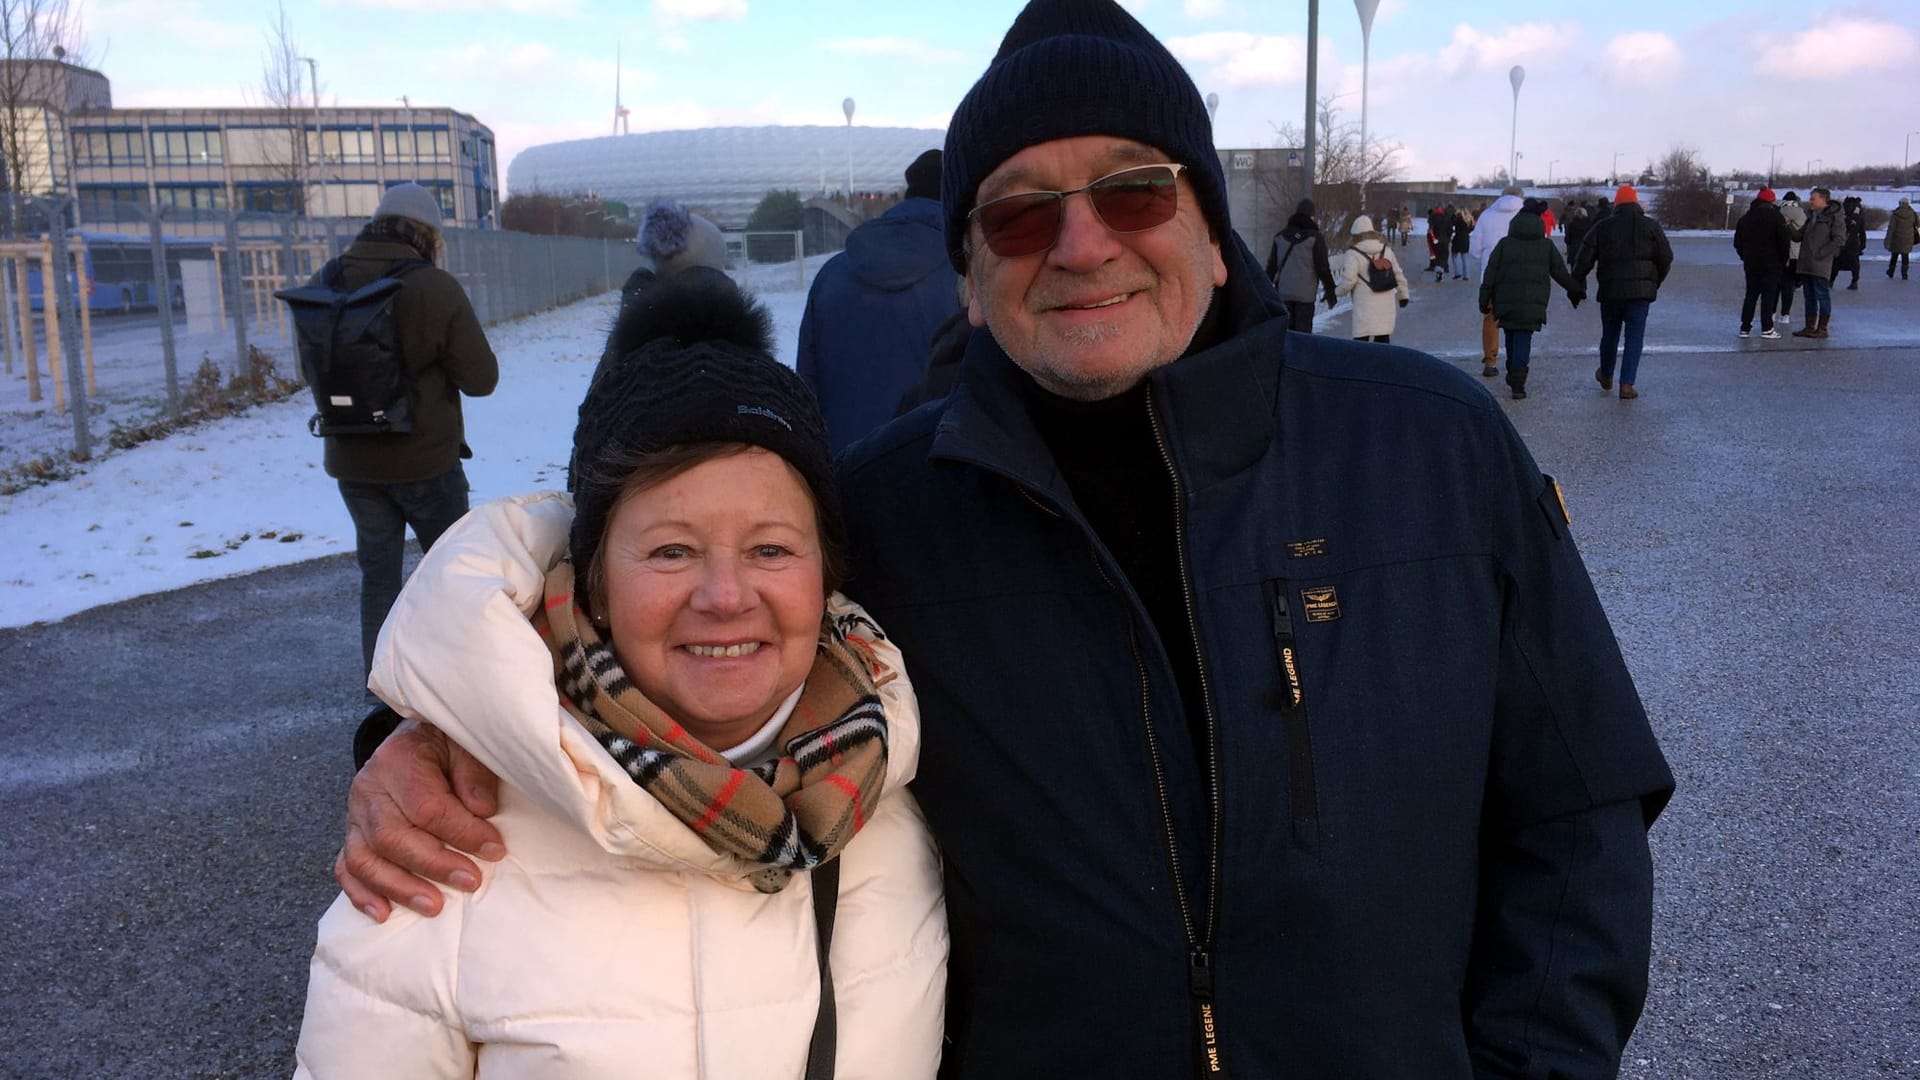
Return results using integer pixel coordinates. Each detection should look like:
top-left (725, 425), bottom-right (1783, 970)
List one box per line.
top-left (941, 0), bottom-right (1230, 272)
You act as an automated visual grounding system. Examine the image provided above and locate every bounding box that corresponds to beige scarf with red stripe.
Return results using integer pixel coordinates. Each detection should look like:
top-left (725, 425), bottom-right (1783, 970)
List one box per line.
top-left (536, 560), bottom-right (889, 893)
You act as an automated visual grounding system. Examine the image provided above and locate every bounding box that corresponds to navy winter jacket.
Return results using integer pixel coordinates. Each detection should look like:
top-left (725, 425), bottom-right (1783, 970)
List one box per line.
top-left (839, 236), bottom-right (1673, 1079)
top-left (1570, 203), bottom-right (1673, 304)
top-left (797, 197), bottom-right (961, 454)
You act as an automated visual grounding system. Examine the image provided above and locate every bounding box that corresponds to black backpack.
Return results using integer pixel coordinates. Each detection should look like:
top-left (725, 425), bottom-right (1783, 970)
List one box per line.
top-left (276, 258), bottom-right (430, 437)
top-left (1365, 251), bottom-right (1398, 292)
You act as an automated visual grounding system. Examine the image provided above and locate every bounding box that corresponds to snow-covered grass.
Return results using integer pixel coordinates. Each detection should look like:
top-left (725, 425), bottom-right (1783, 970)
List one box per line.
top-left (0, 261), bottom-right (824, 630)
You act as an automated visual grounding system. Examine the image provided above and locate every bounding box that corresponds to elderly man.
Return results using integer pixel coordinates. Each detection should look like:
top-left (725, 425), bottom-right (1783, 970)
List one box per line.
top-left (336, 2), bottom-right (1673, 1077)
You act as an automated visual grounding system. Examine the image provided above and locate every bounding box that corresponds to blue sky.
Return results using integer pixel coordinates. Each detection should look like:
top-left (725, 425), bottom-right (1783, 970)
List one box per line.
top-left (84, 0), bottom-right (1920, 193)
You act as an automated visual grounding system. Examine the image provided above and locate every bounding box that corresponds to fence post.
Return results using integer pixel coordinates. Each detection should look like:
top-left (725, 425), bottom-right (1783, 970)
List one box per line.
top-left (147, 207), bottom-right (181, 419)
top-left (43, 199), bottom-right (92, 459)
top-left (793, 229), bottom-right (805, 291)
top-left (224, 212), bottom-right (249, 378)
top-left (547, 235), bottom-right (558, 311)
top-left (14, 254), bottom-right (38, 402)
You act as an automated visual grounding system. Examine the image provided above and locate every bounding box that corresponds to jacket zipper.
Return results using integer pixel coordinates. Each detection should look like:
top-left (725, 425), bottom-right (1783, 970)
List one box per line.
top-left (1145, 386), bottom-right (1229, 1078)
top-left (1265, 581), bottom-right (1318, 822)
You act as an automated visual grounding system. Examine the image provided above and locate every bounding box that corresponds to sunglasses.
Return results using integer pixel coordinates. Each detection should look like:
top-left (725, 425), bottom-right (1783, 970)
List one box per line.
top-left (968, 163), bottom-right (1188, 258)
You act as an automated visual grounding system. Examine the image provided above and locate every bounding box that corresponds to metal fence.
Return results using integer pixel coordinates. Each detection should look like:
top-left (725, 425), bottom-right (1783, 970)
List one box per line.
top-left (0, 200), bottom-right (643, 469)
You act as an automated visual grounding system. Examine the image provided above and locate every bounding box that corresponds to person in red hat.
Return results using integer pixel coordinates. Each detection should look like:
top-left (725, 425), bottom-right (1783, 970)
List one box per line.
top-left (1569, 184), bottom-right (1673, 399)
top-left (1733, 188), bottom-right (1792, 338)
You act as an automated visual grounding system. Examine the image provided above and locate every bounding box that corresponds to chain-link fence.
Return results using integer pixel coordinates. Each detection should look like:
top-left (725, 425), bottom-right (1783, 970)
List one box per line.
top-left (1, 201), bottom-right (641, 475)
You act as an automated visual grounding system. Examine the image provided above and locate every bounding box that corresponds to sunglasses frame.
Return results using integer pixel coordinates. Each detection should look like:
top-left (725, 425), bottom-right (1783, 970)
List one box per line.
top-left (968, 162), bottom-right (1189, 258)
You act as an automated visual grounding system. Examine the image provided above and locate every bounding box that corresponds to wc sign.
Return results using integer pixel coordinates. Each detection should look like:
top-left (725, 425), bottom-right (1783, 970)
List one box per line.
top-left (1232, 153), bottom-right (1255, 171)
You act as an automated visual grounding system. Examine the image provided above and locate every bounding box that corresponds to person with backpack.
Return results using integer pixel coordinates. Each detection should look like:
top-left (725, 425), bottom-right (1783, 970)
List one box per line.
top-left (304, 183), bottom-right (498, 691)
top-left (1479, 204), bottom-right (1583, 400)
top-left (1266, 198), bottom-right (1337, 332)
top-left (1336, 214), bottom-right (1410, 342)
top-left (1426, 204), bottom-right (1453, 280)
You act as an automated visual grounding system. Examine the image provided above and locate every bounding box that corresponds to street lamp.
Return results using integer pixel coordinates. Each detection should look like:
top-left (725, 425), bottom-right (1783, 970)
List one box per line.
top-left (1354, 0), bottom-right (1380, 207)
top-left (1507, 65), bottom-right (1525, 185)
top-left (1762, 142), bottom-right (1784, 187)
top-left (1303, 0), bottom-right (1320, 199)
top-left (1514, 151), bottom-right (1524, 186)
top-left (1547, 159), bottom-right (1558, 185)
top-left (842, 97), bottom-right (856, 200)
top-left (1205, 92), bottom-right (1219, 128)
top-left (1807, 158), bottom-right (1822, 179)
top-left (1905, 131), bottom-right (1920, 181)
top-left (300, 56), bottom-right (321, 216)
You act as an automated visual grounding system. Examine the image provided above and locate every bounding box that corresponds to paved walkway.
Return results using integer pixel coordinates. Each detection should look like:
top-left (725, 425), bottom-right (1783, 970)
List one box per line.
top-left (2, 239), bottom-right (1917, 1077)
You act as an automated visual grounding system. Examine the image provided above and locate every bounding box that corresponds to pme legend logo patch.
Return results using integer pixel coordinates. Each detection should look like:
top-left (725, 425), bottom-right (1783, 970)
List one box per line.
top-left (1300, 586), bottom-right (1341, 623)
top-left (1286, 538), bottom-right (1328, 559)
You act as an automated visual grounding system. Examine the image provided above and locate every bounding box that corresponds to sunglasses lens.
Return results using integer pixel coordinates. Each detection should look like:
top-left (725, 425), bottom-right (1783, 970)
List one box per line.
top-left (1089, 167), bottom-right (1180, 233)
top-left (978, 193), bottom-right (1062, 257)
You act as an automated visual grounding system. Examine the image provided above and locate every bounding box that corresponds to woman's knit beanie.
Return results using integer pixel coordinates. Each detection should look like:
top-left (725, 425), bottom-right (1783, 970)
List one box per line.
top-left (567, 269), bottom-right (839, 580)
top-left (940, 0), bottom-right (1230, 271)
top-left (639, 199), bottom-right (728, 278)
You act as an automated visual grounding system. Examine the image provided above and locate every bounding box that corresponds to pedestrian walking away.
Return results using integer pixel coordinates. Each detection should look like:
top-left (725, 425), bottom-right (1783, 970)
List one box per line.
top-left (1570, 184), bottom-right (1674, 399)
top-left (1777, 192), bottom-right (1807, 324)
top-left (287, 182), bottom-right (499, 700)
top-left (1470, 188), bottom-right (1527, 375)
top-left (1733, 188), bottom-right (1792, 338)
top-left (1267, 198), bottom-right (1338, 332)
top-left (1794, 188), bottom-right (1845, 339)
top-left (1887, 197), bottom-right (1916, 280)
top-left (1426, 204), bottom-right (1454, 279)
top-left (1563, 203), bottom-right (1592, 261)
top-left (1479, 203), bottom-right (1582, 399)
top-left (1336, 214), bottom-right (1411, 343)
top-left (1449, 206), bottom-right (1474, 280)
top-left (336, 3), bottom-right (1674, 1077)
top-left (1830, 195), bottom-right (1866, 290)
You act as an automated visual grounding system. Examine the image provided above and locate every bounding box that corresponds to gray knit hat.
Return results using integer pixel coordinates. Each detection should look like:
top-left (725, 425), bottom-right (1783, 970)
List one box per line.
top-left (640, 199), bottom-right (728, 278)
top-left (941, 0), bottom-right (1229, 271)
top-left (374, 183), bottom-right (443, 230)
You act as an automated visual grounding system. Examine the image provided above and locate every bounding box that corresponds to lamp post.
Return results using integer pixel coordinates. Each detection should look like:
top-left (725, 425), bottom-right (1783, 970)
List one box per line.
top-left (1807, 158), bottom-right (1822, 180)
top-left (300, 56), bottom-right (321, 217)
top-left (1762, 142), bottom-right (1784, 187)
top-left (398, 95), bottom-right (415, 182)
top-left (1354, 0), bottom-right (1379, 208)
top-left (1507, 65), bottom-right (1525, 185)
top-left (1547, 159), bottom-right (1558, 186)
top-left (842, 97), bottom-right (856, 200)
top-left (1514, 150), bottom-right (1524, 186)
top-left (1611, 150), bottom-right (1623, 185)
top-left (1905, 131), bottom-right (1920, 181)
top-left (1302, 0), bottom-right (1319, 200)
top-left (1206, 92), bottom-right (1219, 128)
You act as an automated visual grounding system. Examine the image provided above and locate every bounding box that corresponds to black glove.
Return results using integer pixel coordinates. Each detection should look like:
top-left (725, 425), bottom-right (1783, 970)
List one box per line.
top-left (1479, 301), bottom-right (1491, 315)
top-left (1324, 291), bottom-right (1337, 309)
top-left (1398, 297), bottom-right (1409, 308)
top-left (1569, 293), bottom-right (1584, 309)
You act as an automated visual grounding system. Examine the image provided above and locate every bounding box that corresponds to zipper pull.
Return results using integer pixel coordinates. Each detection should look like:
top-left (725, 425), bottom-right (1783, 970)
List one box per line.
top-left (1266, 582), bottom-right (1303, 713)
top-left (1188, 947), bottom-right (1215, 999)
top-left (1190, 948), bottom-right (1229, 1076)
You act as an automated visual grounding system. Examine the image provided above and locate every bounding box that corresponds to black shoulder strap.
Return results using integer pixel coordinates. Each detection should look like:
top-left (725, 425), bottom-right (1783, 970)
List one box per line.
top-left (320, 258), bottom-right (346, 290)
top-left (803, 858), bottom-right (842, 1080)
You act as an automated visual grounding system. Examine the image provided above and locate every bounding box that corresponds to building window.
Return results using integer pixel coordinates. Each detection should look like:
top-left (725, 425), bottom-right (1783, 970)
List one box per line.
top-left (309, 127), bottom-right (378, 165)
top-left (235, 183), bottom-right (302, 214)
top-left (382, 125), bottom-right (452, 165)
top-left (72, 129), bottom-right (146, 167)
top-left (155, 184), bottom-right (229, 213)
top-left (77, 184), bottom-right (149, 224)
top-left (389, 180), bottom-right (456, 220)
top-left (150, 128), bottom-right (224, 165)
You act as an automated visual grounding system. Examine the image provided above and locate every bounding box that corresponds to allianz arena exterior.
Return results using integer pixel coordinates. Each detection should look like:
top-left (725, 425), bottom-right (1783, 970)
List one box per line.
top-left (507, 125), bottom-right (947, 228)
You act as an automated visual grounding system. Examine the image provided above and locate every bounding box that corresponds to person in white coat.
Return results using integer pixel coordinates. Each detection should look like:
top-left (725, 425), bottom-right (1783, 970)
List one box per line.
top-left (295, 270), bottom-right (947, 1079)
top-left (1337, 215), bottom-right (1411, 342)
top-left (1468, 187), bottom-right (1527, 375)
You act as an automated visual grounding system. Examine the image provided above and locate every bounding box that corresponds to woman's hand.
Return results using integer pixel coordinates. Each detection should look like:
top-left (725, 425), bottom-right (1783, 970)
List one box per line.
top-left (334, 719), bottom-right (506, 921)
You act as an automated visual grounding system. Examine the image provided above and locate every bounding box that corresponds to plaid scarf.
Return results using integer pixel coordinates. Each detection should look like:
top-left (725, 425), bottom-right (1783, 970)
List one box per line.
top-left (357, 216), bottom-right (439, 262)
top-left (536, 560), bottom-right (889, 893)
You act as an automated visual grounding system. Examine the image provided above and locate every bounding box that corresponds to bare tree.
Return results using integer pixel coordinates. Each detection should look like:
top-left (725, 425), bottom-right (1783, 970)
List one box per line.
top-left (0, 0), bottom-right (90, 227)
top-left (1270, 97), bottom-right (1404, 245)
top-left (249, 0), bottom-right (308, 214)
top-left (1656, 145), bottom-right (1723, 229)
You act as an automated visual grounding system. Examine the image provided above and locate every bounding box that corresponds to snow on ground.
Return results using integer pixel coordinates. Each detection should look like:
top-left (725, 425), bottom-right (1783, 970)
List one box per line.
top-left (0, 258), bottom-right (825, 629)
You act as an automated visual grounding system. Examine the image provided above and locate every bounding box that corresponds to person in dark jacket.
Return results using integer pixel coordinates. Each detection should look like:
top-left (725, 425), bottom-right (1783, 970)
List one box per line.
top-left (1562, 202), bottom-right (1592, 259)
top-left (1479, 207), bottom-right (1582, 399)
top-left (1733, 188), bottom-right (1792, 338)
top-left (618, 199), bottom-right (728, 309)
top-left (1570, 184), bottom-right (1673, 399)
top-left (1426, 204), bottom-right (1454, 279)
top-left (1793, 188), bottom-right (1846, 338)
top-left (1775, 191), bottom-right (1807, 325)
top-left (798, 149), bottom-right (963, 453)
top-left (1829, 195), bottom-right (1866, 290)
top-left (1449, 206), bottom-right (1473, 279)
top-left (1266, 199), bottom-right (1338, 332)
top-left (316, 183), bottom-right (499, 689)
top-left (337, 3), bottom-right (1674, 1077)
top-left (1885, 197), bottom-right (1916, 280)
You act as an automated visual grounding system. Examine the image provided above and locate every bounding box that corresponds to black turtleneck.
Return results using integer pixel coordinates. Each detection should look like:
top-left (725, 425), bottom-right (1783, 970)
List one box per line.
top-left (1022, 291), bottom-right (1230, 760)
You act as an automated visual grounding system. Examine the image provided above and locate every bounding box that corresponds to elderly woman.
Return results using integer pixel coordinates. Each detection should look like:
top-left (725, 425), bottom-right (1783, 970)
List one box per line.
top-left (295, 271), bottom-right (947, 1078)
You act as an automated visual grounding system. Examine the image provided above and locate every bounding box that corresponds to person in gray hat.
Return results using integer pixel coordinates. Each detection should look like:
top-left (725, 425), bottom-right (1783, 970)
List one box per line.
top-left (338, 4), bottom-right (1670, 1077)
top-left (321, 182), bottom-right (498, 693)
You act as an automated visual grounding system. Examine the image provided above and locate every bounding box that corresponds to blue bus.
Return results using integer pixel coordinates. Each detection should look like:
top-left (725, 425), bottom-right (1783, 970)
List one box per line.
top-left (26, 231), bottom-right (215, 314)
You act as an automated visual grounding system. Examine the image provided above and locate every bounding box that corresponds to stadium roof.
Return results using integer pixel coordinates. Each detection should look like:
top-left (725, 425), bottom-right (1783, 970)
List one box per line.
top-left (507, 125), bottom-right (947, 228)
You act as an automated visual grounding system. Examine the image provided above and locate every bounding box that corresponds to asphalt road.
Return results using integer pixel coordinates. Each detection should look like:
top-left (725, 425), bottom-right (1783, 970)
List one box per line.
top-left (2, 239), bottom-right (1916, 1078)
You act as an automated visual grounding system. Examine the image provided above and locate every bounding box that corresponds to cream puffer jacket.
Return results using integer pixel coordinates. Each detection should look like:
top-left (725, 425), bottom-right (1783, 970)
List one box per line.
top-left (1336, 231), bottom-right (1411, 340)
top-left (294, 492), bottom-right (947, 1079)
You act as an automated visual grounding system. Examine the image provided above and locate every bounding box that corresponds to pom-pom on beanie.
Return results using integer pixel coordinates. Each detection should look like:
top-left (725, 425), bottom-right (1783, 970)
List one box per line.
top-left (638, 199), bottom-right (728, 278)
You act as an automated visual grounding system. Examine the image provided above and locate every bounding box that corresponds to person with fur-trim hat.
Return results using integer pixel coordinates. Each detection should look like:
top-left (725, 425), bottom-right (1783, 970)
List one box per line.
top-left (618, 198), bottom-right (728, 308)
top-left (317, 182), bottom-right (499, 697)
top-left (1885, 197), bottom-right (1916, 280)
top-left (1336, 214), bottom-right (1410, 342)
top-left (1734, 189), bottom-right (1792, 338)
top-left (1570, 184), bottom-right (1673, 399)
top-left (339, 3), bottom-right (1671, 1076)
top-left (296, 269), bottom-right (947, 1078)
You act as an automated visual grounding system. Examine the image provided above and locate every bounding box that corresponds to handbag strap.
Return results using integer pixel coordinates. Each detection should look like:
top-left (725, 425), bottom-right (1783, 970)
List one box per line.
top-left (803, 857), bottom-right (842, 1080)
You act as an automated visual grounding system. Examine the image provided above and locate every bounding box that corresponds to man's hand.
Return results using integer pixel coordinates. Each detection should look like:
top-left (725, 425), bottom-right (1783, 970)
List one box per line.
top-left (1569, 292), bottom-right (1584, 309)
top-left (335, 718), bottom-right (505, 921)
top-left (1323, 291), bottom-right (1337, 310)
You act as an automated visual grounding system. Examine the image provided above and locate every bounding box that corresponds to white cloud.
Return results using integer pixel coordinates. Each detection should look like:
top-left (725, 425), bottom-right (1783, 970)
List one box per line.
top-left (653, 0), bottom-right (747, 22)
top-left (1753, 17), bottom-right (1917, 78)
top-left (1602, 31), bottom-right (1685, 87)
top-left (321, 0), bottom-right (584, 14)
top-left (1168, 31), bottom-right (1331, 89)
top-left (1431, 22), bottom-right (1575, 76)
top-left (1184, 0), bottom-right (1227, 17)
top-left (822, 37), bottom-right (963, 63)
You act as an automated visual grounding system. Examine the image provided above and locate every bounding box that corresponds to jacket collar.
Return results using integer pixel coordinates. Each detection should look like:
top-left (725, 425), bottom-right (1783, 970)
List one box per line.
top-left (930, 230), bottom-right (1286, 501)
